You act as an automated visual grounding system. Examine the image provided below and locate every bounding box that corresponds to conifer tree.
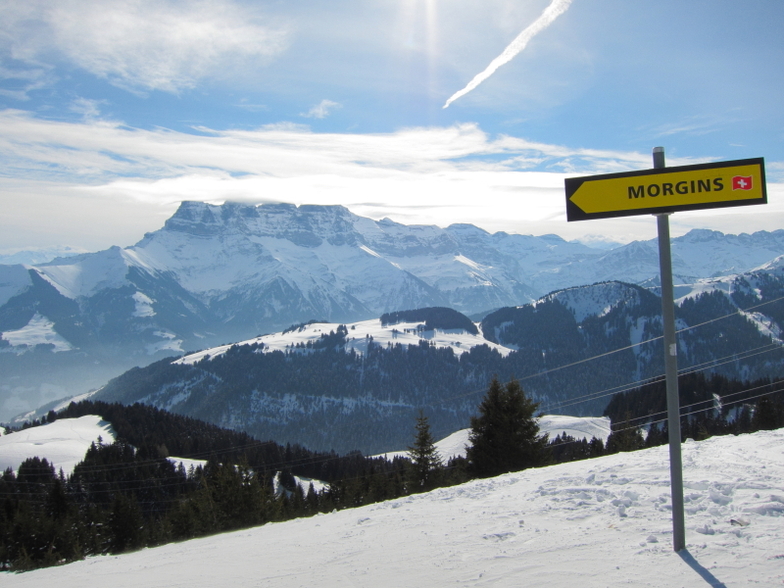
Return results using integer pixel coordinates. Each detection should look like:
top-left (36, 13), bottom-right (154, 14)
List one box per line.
top-left (605, 413), bottom-right (645, 454)
top-left (751, 395), bottom-right (784, 431)
top-left (108, 493), bottom-right (143, 554)
top-left (466, 377), bottom-right (548, 478)
top-left (407, 412), bottom-right (442, 492)
top-left (588, 435), bottom-right (605, 457)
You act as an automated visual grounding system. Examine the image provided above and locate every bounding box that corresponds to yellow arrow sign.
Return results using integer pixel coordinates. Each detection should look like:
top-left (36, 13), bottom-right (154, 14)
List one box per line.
top-left (565, 158), bottom-right (766, 222)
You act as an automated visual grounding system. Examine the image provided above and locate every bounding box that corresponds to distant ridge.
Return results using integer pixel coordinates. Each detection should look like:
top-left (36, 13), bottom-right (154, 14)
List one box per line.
top-left (82, 278), bottom-right (784, 454)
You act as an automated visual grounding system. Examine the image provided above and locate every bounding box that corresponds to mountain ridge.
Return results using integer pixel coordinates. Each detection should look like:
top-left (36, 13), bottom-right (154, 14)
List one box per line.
top-left (82, 273), bottom-right (784, 454)
top-left (3, 201), bottom-right (784, 421)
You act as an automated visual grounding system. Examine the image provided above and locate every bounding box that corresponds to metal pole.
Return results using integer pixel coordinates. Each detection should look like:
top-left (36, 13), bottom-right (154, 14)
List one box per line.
top-left (653, 146), bottom-right (686, 552)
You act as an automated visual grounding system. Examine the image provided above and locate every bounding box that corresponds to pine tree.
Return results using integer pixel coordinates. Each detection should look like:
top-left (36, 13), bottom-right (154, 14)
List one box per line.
top-left (605, 413), bottom-right (645, 454)
top-left (751, 395), bottom-right (784, 431)
top-left (466, 377), bottom-right (548, 478)
top-left (588, 435), bottom-right (605, 457)
top-left (407, 412), bottom-right (442, 492)
top-left (108, 493), bottom-right (143, 554)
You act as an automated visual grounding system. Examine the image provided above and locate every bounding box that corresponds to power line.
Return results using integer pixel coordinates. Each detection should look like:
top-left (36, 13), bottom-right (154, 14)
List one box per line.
top-left (5, 290), bottom-right (784, 494)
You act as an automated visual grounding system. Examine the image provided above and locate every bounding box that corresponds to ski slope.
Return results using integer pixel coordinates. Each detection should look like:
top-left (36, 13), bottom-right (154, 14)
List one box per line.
top-left (3, 428), bottom-right (783, 587)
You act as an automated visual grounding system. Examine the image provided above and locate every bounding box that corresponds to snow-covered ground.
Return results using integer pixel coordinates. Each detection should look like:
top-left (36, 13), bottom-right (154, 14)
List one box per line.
top-left (537, 414), bottom-right (612, 443)
top-left (378, 415), bottom-right (611, 461)
top-left (3, 428), bottom-right (783, 587)
top-left (0, 415), bottom-right (206, 475)
top-left (0, 415), bottom-right (115, 476)
top-left (0, 312), bottom-right (75, 352)
top-left (176, 318), bottom-right (514, 366)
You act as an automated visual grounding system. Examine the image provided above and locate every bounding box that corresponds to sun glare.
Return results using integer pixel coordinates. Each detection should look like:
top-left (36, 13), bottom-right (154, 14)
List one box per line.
top-left (397, 0), bottom-right (440, 98)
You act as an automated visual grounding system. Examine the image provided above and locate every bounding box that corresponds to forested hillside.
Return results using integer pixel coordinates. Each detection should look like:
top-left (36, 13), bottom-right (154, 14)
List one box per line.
top-left (603, 372), bottom-right (784, 443)
top-left (97, 340), bottom-right (503, 454)
top-left (91, 282), bottom-right (784, 454)
top-left (0, 400), bottom-right (414, 570)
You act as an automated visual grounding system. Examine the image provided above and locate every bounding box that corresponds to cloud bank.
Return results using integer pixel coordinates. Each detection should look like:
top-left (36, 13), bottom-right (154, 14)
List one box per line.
top-left (0, 109), bottom-right (664, 183)
top-left (3, 108), bottom-right (782, 253)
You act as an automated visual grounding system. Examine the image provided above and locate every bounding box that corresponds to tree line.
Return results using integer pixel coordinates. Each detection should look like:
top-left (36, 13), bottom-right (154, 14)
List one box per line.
top-left (1, 381), bottom-right (551, 571)
top-left (603, 371), bottom-right (784, 447)
top-left (3, 373), bottom-right (783, 572)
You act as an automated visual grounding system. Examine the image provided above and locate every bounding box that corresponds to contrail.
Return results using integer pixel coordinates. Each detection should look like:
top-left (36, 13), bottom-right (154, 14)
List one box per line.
top-left (443, 0), bottom-right (573, 109)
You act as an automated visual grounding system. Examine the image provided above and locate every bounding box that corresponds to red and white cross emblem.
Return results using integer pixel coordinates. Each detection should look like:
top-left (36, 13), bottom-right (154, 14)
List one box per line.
top-left (732, 176), bottom-right (753, 191)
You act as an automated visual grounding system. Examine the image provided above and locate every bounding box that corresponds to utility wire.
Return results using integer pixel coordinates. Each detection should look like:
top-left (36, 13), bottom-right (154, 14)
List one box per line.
top-left (5, 293), bottom-right (784, 496)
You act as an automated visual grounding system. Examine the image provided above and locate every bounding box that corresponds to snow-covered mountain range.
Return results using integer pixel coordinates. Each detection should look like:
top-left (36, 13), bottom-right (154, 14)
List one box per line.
top-left (3, 201), bottom-right (784, 421)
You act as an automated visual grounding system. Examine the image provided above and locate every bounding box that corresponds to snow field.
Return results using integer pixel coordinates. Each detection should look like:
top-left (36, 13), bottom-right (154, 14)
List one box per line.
top-left (0, 415), bottom-right (115, 476)
top-left (3, 428), bottom-right (783, 587)
top-left (0, 313), bottom-right (74, 352)
top-left (177, 317), bottom-right (514, 366)
top-left (0, 416), bottom-right (206, 476)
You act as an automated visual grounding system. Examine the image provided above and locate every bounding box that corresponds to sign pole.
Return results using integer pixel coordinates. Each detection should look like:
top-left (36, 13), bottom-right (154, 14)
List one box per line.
top-left (565, 149), bottom-right (767, 550)
top-left (653, 146), bottom-right (686, 552)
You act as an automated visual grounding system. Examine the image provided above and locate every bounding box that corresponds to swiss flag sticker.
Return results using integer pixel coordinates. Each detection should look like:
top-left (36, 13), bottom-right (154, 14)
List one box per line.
top-left (732, 176), bottom-right (753, 190)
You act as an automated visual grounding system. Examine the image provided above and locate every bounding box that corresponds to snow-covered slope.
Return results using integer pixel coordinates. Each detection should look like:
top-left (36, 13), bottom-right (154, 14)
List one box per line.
top-left (3, 428), bottom-right (783, 587)
top-left (0, 415), bottom-right (115, 476)
top-left (538, 414), bottom-right (613, 442)
top-left (1, 313), bottom-right (75, 351)
top-left (541, 281), bottom-right (646, 323)
top-left (378, 415), bottom-right (612, 461)
top-left (0, 415), bottom-right (206, 476)
top-left (177, 316), bottom-right (512, 366)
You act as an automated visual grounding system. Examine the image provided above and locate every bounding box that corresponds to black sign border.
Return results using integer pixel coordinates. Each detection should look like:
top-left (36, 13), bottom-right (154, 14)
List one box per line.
top-left (565, 157), bottom-right (766, 222)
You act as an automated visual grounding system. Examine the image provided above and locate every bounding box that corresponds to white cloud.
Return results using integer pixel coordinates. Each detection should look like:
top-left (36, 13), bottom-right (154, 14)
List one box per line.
top-left (1, 109), bottom-right (783, 251)
top-left (301, 99), bottom-right (341, 119)
top-left (0, 110), bottom-right (682, 183)
top-left (0, 64), bottom-right (55, 101)
top-left (69, 98), bottom-right (105, 121)
top-left (0, 0), bottom-right (289, 94)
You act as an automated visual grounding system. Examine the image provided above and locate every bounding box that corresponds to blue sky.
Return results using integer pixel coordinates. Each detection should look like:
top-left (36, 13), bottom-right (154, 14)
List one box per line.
top-left (1, 0), bottom-right (783, 253)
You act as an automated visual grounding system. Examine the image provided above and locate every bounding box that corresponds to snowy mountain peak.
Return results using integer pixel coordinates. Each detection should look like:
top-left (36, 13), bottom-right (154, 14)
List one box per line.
top-left (35, 245), bottom-right (142, 299)
top-left (675, 227), bottom-right (725, 243)
top-left (754, 253), bottom-right (784, 273)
